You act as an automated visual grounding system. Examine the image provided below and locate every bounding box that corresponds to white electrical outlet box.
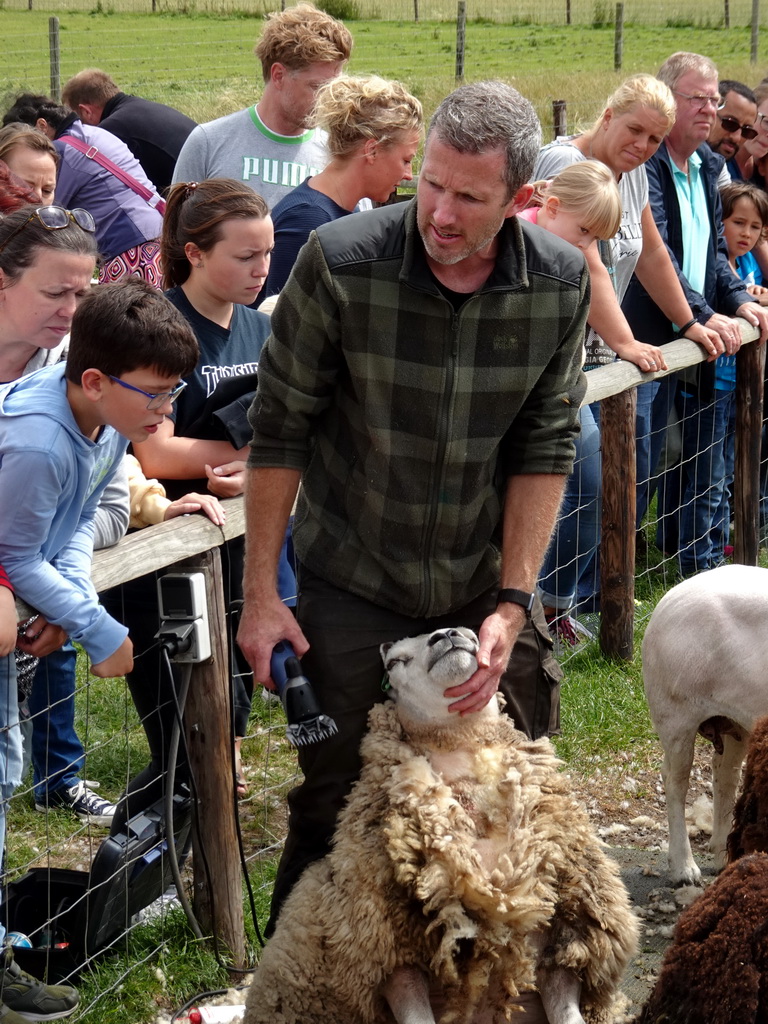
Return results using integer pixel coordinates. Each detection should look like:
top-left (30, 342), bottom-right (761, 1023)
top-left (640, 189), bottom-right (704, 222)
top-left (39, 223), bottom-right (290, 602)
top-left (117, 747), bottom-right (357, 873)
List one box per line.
top-left (158, 572), bottom-right (207, 622)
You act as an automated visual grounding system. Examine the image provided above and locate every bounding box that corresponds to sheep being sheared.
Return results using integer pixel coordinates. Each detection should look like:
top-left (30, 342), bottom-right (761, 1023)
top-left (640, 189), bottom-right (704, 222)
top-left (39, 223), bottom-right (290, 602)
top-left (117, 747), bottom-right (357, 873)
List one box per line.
top-left (244, 626), bottom-right (638, 1024)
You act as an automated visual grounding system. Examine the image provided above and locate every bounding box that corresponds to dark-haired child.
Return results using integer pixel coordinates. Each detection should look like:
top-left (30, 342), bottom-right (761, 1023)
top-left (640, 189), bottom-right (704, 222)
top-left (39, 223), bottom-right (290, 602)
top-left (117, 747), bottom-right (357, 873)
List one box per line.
top-left (0, 278), bottom-right (197, 1021)
top-left (721, 181), bottom-right (768, 550)
top-left (0, 277), bottom-right (198, 683)
top-left (674, 182), bottom-right (768, 573)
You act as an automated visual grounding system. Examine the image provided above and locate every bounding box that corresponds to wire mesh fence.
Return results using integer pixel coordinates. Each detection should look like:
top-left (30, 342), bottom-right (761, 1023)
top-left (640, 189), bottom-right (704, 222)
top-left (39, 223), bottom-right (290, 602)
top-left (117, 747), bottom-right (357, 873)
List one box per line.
top-left (4, 517), bottom-right (300, 1021)
top-left (1, 322), bottom-right (762, 1021)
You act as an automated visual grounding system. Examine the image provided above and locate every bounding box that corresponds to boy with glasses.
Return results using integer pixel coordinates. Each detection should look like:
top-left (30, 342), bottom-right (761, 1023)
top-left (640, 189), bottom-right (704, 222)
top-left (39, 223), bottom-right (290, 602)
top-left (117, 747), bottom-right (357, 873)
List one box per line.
top-left (0, 278), bottom-right (197, 1021)
top-left (0, 276), bottom-right (197, 717)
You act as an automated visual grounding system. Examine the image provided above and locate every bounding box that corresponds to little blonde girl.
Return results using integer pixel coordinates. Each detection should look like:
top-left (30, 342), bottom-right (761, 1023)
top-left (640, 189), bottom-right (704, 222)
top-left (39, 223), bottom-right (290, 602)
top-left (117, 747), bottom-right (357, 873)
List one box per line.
top-left (528, 161), bottom-right (666, 647)
top-left (521, 159), bottom-right (622, 254)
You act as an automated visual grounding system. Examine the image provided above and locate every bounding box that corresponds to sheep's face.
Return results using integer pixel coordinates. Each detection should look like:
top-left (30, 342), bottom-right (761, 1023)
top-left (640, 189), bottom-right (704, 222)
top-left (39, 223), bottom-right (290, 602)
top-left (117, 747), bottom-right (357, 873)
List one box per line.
top-left (380, 627), bottom-right (479, 726)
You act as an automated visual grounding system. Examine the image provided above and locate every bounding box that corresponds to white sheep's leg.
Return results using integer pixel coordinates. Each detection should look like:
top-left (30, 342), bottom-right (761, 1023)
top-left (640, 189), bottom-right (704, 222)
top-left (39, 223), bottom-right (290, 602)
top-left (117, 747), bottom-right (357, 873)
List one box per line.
top-left (661, 731), bottom-right (701, 884)
top-left (536, 972), bottom-right (584, 1024)
top-left (711, 733), bottom-right (748, 869)
top-left (531, 933), bottom-right (584, 1024)
top-left (382, 965), bottom-right (436, 1024)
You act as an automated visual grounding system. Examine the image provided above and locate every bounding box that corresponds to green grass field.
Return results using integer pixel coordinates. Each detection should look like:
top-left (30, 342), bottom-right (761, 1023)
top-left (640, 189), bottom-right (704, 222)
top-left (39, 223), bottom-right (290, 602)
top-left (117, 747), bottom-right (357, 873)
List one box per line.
top-left (3, 11), bottom-right (767, 130)
top-left (0, 0), bottom-right (760, 26)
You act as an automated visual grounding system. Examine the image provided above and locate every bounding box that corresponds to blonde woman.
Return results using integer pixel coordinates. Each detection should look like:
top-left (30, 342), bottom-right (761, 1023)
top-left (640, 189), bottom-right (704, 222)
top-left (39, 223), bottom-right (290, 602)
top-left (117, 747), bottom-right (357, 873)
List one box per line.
top-left (263, 74), bottom-right (423, 298)
top-left (535, 73), bottom-right (719, 371)
top-left (533, 75), bottom-right (721, 644)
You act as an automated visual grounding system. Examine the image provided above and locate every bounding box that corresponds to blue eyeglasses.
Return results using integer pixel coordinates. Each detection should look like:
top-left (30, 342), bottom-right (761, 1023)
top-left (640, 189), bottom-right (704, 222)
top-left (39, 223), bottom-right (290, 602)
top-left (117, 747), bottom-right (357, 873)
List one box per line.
top-left (107, 375), bottom-right (187, 411)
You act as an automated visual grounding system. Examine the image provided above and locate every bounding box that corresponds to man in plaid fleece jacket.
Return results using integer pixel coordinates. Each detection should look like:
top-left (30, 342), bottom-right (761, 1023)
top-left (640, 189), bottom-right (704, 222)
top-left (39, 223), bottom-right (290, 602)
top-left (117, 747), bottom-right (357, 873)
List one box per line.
top-left (239, 81), bottom-right (590, 929)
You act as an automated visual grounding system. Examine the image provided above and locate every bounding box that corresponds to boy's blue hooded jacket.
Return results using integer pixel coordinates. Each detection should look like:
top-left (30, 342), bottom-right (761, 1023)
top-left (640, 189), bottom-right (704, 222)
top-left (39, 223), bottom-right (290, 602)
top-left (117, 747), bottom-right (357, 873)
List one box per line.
top-left (0, 364), bottom-right (129, 663)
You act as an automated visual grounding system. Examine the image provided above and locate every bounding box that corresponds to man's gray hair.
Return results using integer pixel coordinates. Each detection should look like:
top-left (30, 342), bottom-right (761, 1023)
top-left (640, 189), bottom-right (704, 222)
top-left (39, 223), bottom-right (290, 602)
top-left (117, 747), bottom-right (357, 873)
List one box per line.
top-left (428, 81), bottom-right (541, 199)
top-left (657, 52), bottom-right (718, 92)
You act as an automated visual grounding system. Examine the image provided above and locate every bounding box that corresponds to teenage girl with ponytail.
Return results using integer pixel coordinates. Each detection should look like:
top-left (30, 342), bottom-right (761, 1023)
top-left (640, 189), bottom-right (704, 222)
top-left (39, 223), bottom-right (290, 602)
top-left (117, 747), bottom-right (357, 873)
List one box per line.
top-left (107, 178), bottom-right (295, 827)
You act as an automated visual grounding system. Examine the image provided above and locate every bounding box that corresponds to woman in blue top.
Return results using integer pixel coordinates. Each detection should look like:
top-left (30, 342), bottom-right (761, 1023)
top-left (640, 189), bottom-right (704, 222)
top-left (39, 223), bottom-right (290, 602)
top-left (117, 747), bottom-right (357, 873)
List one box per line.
top-left (263, 74), bottom-right (423, 300)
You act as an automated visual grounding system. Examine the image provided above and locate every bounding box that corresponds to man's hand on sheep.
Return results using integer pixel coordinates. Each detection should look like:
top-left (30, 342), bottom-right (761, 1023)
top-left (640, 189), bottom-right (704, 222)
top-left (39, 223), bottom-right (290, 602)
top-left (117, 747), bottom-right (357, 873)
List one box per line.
top-left (443, 603), bottom-right (525, 716)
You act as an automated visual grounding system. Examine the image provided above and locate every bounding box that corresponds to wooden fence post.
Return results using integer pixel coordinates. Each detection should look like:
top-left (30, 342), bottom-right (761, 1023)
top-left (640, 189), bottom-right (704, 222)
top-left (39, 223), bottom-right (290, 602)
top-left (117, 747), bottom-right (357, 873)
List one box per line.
top-left (455, 1), bottom-right (466, 83)
top-left (184, 546), bottom-right (246, 968)
top-left (49, 17), bottom-right (61, 103)
top-left (552, 99), bottom-right (567, 140)
top-left (614, 3), bottom-right (624, 71)
top-left (599, 388), bottom-right (636, 660)
top-left (733, 342), bottom-right (765, 565)
top-left (751, 0), bottom-right (760, 62)
top-left (753, 0), bottom-right (761, 61)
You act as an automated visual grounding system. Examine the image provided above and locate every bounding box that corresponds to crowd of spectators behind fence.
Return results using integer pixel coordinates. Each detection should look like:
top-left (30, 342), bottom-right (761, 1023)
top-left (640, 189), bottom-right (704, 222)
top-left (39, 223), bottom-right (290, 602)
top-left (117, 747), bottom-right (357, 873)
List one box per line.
top-left (2, 1), bottom-right (768, 1012)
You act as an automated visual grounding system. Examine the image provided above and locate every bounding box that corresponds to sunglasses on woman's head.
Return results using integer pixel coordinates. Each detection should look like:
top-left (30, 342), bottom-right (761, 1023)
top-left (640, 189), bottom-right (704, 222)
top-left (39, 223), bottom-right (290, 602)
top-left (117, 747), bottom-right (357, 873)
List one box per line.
top-left (718, 114), bottom-right (758, 140)
top-left (0, 206), bottom-right (96, 256)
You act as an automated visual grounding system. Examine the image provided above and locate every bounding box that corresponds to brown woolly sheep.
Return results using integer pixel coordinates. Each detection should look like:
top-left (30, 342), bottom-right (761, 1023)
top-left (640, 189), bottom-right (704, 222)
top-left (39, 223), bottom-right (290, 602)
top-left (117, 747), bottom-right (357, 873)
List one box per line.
top-left (244, 627), bottom-right (638, 1024)
top-left (727, 716), bottom-right (768, 863)
top-left (636, 853), bottom-right (768, 1024)
top-left (637, 717), bottom-right (768, 1024)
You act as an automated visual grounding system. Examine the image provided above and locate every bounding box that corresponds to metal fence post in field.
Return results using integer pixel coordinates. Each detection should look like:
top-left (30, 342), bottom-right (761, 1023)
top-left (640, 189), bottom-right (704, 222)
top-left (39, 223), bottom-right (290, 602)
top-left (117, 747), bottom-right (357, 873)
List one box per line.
top-left (455, 1), bottom-right (466, 83)
top-left (614, 3), bottom-right (624, 71)
top-left (48, 16), bottom-right (60, 102)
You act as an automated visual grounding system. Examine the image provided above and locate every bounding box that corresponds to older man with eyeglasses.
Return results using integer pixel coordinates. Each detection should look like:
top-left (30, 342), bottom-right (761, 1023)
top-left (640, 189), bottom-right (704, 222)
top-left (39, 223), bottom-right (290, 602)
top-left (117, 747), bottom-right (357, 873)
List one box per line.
top-left (624, 52), bottom-right (768, 579)
top-left (707, 79), bottom-right (758, 183)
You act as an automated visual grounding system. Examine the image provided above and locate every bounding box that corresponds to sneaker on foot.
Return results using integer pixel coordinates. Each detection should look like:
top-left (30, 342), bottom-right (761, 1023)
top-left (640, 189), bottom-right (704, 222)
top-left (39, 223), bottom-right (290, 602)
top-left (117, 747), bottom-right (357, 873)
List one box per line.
top-left (35, 781), bottom-right (115, 826)
top-left (0, 949), bottom-right (78, 1021)
top-left (0, 1001), bottom-right (29, 1023)
top-left (545, 612), bottom-right (594, 655)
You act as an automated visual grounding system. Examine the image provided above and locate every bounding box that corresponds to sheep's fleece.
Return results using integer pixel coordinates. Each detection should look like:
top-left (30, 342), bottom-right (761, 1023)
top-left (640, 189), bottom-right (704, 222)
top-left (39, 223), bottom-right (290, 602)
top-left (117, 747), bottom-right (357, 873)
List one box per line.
top-left (245, 631), bottom-right (638, 1024)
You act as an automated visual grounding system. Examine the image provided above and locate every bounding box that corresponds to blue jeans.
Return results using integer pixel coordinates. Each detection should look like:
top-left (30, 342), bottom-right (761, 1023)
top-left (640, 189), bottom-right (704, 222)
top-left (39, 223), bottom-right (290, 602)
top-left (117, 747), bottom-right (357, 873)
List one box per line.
top-left (0, 653), bottom-right (23, 945)
top-left (28, 643), bottom-right (84, 803)
top-left (636, 374), bottom-right (678, 528)
top-left (538, 403), bottom-right (601, 612)
top-left (677, 387), bottom-right (735, 576)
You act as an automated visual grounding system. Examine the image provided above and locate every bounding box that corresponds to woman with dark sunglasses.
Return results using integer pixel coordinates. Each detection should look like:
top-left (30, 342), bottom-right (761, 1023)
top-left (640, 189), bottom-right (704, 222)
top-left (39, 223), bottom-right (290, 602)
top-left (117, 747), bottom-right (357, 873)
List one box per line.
top-left (3, 93), bottom-right (164, 289)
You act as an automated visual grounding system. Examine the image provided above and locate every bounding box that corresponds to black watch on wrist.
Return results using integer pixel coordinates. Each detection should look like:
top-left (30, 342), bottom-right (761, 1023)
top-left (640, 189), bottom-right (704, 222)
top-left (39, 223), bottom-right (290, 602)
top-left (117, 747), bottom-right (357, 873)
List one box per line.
top-left (496, 588), bottom-right (535, 612)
